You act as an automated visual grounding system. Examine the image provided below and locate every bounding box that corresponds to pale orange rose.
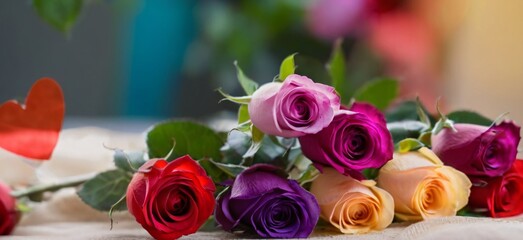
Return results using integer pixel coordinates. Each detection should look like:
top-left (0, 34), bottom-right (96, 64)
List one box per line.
top-left (377, 147), bottom-right (471, 221)
top-left (310, 168), bottom-right (394, 234)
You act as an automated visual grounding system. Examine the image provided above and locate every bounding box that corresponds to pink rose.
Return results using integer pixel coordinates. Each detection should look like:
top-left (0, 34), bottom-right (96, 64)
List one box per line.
top-left (432, 121), bottom-right (521, 177)
top-left (248, 74), bottom-right (340, 137)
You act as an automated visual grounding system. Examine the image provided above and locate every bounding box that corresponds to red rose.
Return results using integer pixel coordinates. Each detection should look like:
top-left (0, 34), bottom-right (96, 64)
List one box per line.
top-left (0, 181), bottom-right (19, 235)
top-left (126, 156), bottom-right (216, 240)
top-left (468, 160), bottom-right (523, 217)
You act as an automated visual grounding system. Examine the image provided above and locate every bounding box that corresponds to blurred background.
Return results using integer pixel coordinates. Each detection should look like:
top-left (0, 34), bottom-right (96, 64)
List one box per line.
top-left (1, 0), bottom-right (523, 131)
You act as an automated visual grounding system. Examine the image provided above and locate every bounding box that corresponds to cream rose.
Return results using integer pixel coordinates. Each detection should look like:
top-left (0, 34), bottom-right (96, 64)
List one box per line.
top-left (310, 168), bottom-right (394, 234)
top-left (377, 147), bottom-right (472, 221)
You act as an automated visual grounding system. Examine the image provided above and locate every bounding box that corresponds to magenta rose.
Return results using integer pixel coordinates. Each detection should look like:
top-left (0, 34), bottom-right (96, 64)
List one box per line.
top-left (248, 74), bottom-right (340, 138)
top-left (299, 102), bottom-right (394, 177)
top-left (432, 121), bottom-right (521, 177)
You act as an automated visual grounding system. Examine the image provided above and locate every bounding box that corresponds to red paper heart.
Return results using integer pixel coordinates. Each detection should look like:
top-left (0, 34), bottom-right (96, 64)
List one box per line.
top-left (0, 78), bottom-right (65, 160)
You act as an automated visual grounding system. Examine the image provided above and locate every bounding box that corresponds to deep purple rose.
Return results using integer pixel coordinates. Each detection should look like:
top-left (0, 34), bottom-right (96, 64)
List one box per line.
top-left (299, 102), bottom-right (394, 177)
top-left (248, 74), bottom-right (340, 138)
top-left (432, 121), bottom-right (521, 177)
top-left (215, 164), bottom-right (320, 238)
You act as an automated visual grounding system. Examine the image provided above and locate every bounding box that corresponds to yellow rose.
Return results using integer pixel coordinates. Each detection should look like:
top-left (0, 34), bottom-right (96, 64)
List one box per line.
top-left (310, 168), bottom-right (394, 234)
top-left (377, 147), bottom-right (472, 221)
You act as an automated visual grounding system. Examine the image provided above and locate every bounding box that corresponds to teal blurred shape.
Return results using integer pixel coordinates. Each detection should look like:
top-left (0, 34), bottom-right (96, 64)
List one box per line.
top-left (120, 0), bottom-right (195, 117)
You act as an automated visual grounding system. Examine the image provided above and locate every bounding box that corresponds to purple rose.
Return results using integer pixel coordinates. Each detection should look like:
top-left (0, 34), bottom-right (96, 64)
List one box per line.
top-left (432, 121), bottom-right (521, 177)
top-left (248, 74), bottom-right (340, 138)
top-left (299, 102), bottom-right (394, 177)
top-left (215, 164), bottom-right (320, 238)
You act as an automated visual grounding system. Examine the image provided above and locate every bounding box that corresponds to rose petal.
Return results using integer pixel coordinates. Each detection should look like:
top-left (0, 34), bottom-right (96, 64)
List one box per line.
top-left (349, 101), bottom-right (387, 126)
top-left (311, 168), bottom-right (393, 234)
top-left (248, 82), bottom-right (284, 136)
top-left (230, 164), bottom-right (291, 199)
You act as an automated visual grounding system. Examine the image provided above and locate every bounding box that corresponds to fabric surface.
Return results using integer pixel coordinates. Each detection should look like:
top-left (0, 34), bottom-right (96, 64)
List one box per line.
top-left (1, 127), bottom-right (523, 239)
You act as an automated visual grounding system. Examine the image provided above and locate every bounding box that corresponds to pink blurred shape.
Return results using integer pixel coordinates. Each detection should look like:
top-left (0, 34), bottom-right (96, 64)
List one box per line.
top-left (307, 0), bottom-right (369, 40)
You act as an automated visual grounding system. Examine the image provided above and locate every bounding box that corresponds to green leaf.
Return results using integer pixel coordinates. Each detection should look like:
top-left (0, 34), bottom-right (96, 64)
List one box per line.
top-left (386, 101), bottom-right (418, 122)
top-left (294, 55), bottom-right (330, 84)
top-left (447, 111), bottom-right (492, 126)
top-left (253, 136), bottom-right (289, 166)
top-left (33, 0), bottom-right (83, 32)
top-left (217, 89), bottom-right (251, 104)
top-left (113, 150), bottom-right (146, 172)
top-left (432, 99), bottom-right (458, 135)
top-left (387, 120), bottom-right (429, 144)
top-left (456, 207), bottom-right (487, 217)
top-left (279, 53), bottom-right (297, 81)
top-left (199, 158), bottom-right (246, 179)
top-left (397, 138), bottom-right (425, 153)
top-left (362, 168), bottom-right (380, 180)
top-left (234, 61), bottom-right (258, 95)
top-left (418, 131), bottom-right (432, 147)
top-left (77, 169), bottom-right (132, 211)
top-left (147, 121), bottom-right (224, 161)
top-left (16, 202), bottom-right (32, 213)
top-left (197, 158), bottom-right (245, 188)
top-left (295, 164), bottom-right (319, 186)
top-left (354, 78), bottom-right (398, 110)
top-left (199, 216), bottom-right (219, 232)
top-left (198, 159), bottom-right (230, 184)
top-left (327, 39), bottom-right (348, 103)
top-left (432, 118), bottom-right (457, 135)
top-left (386, 100), bottom-right (436, 124)
top-left (238, 105), bottom-right (250, 124)
top-left (288, 155), bottom-right (319, 187)
top-left (220, 130), bottom-right (288, 166)
top-left (220, 130), bottom-right (250, 165)
top-left (233, 120), bottom-right (252, 133)
top-left (242, 125), bottom-right (264, 159)
top-left (416, 97), bottom-right (431, 128)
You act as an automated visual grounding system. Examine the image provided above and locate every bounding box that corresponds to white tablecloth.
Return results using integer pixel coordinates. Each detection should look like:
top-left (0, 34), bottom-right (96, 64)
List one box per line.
top-left (1, 127), bottom-right (522, 239)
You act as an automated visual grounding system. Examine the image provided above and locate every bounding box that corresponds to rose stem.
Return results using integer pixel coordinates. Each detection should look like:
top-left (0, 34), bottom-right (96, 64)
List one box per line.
top-left (10, 173), bottom-right (96, 199)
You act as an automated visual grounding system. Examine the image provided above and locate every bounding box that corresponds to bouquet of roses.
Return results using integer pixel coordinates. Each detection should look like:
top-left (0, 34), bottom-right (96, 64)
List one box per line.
top-left (1, 44), bottom-right (522, 239)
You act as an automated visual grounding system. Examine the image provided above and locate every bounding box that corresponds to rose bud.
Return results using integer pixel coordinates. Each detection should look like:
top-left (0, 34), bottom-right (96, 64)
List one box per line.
top-left (126, 156), bottom-right (216, 240)
top-left (432, 121), bottom-right (521, 177)
top-left (0, 181), bottom-right (19, 235)
top-left (377, 147), bottom-right (472, 221)
top-left (468, 160), bottom-right (523, 218)
top-left (299, 103), bottom-right (393, 177)
top-left (310, 168), bottom-right (394, 234)
top-left (248, 74), bottom-right (340, 138)
top-left (215, 164), bottom-right (319, 238)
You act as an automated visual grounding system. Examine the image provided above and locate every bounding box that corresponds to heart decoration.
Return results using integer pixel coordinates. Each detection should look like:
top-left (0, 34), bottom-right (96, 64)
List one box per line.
top-left (0, 78), bottom-right (65, 160)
